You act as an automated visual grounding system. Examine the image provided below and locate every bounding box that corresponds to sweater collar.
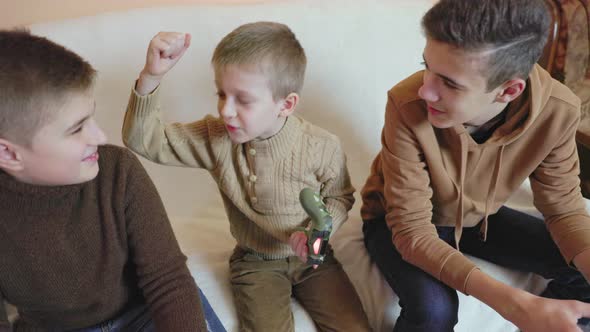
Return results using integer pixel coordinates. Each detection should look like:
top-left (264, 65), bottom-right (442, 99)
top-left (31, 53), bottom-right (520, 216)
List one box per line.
top-left (245, 116), bottom-right (301, 160)
top-left (0, 170), bottom-right (84, 197)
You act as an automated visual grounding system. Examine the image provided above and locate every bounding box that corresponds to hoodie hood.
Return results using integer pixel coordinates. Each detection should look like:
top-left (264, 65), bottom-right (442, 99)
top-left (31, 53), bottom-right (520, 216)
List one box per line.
top-left (451, 64), bottom-right (555, 247)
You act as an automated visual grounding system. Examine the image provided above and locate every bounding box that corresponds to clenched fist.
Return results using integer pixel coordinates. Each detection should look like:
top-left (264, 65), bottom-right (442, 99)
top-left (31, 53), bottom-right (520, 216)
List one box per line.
top-left (136, 32), bottom-right (191, 95)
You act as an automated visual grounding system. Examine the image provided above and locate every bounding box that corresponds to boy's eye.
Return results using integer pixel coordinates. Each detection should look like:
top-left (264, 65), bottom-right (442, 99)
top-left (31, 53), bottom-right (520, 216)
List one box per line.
top-left (215, 91), bottom-right (226, 99)
top-left (71, 126), bottom-right (83, 134)
top-left (443, 80), bottom-right (459, 90)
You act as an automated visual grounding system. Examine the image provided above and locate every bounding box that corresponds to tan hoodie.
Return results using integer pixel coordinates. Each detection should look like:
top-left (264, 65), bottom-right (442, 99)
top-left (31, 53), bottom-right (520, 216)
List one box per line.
top-left (361, 64), bottom-right (590, 293)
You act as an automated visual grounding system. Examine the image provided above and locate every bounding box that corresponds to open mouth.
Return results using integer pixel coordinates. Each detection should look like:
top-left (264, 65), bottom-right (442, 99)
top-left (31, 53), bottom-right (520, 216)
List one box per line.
top-left (225, 124), bottom-right (239, 132)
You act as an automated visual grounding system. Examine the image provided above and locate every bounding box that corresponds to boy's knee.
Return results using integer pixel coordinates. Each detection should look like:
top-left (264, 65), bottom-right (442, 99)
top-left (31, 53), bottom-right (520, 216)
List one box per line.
top-left (400, 294), bottom-right (458, 331)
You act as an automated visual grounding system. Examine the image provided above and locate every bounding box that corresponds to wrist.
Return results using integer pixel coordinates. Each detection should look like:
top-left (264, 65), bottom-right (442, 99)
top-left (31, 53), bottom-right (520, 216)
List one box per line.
top-left (136, 70), bottom-right (162, 95)
top-left (498, 287), bottom-right (531, 323)
top-left (466, 269), bottom-right (529, 322)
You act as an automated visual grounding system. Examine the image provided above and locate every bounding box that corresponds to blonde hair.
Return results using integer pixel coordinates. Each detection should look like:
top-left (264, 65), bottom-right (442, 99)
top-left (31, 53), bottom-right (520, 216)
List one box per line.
top-left (212, 21), bottom-right (306, 100)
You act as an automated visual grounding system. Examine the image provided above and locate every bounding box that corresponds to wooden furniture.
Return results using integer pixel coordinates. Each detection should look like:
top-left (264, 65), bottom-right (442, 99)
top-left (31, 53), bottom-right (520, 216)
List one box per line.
top-left (542, 0), bottom-right (590, 197)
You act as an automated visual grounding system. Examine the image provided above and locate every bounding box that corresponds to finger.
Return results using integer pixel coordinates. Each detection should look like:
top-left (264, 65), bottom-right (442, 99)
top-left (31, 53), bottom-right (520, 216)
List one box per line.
top-left (295, 237), bottom-right (307, 256)
top-left (577, 301), bottom-right (590, 318)
top-left (158, 34), bottom-right (185, 58)
top-left (184, 33), bottom-right (192, 48)
top-left (150, 38), bottom-right (172, 57)
top-left (289, 232), bottom-right (300, 249)
top-left (290, 232), bottom-right (304, 250)
top-left (161, 41), bottom-right (185, 59)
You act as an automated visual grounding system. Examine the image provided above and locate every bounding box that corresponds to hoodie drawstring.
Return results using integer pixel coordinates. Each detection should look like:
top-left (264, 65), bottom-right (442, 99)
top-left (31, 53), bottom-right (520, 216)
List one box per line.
top-left (455, 135), bottom-right (505, 248)
top-left (480, 145), bottom-right (504, 241)
top-left (454, 134), bottom-right (469, 249)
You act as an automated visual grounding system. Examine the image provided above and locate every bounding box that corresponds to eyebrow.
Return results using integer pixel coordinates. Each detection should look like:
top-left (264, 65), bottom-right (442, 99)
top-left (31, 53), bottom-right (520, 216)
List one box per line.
top-left (422, 55), bottom-right (467, 90)
top-left (66, 102), bottom-right (96, 132)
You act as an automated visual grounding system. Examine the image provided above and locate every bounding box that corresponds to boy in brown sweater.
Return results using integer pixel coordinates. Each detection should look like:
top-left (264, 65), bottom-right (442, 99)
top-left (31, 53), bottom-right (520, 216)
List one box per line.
top-left (122, 23), bottom-right (371, 331)
top-left (361, 0), bottom-right (590, 331)
top-left (0, 30), bottom-right (209, 331)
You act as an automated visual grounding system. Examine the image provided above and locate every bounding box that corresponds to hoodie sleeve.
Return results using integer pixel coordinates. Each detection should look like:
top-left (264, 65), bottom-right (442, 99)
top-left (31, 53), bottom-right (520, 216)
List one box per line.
top-left (380, 93), bottom-right (478, 294)
top-left (530, 114), bottom-right (590, 265)
top-left (122, 84), bottom-right (227, 171)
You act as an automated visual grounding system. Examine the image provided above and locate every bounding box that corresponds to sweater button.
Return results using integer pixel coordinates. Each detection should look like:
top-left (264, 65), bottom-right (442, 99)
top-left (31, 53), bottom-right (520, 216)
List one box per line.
top-left (249, 175), bottom-right (257, 182)
top-left (249, 148), bottom-right (256, 156)
top-left (251, 197), bottom-right (258, 204)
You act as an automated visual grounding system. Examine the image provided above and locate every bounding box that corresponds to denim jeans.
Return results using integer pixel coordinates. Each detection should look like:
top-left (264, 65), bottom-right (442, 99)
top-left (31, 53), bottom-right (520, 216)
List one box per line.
top-left (363, 206), bottom-right (590, 332)
top-left (71, 304), bottom-right (153, 332)
top-left (73, 288), bottom-right (226, 332)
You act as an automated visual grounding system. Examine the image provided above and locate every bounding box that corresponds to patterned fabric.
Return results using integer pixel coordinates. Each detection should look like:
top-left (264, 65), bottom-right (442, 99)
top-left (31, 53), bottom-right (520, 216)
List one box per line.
top-left (546, 0), bottom-right (590, 125)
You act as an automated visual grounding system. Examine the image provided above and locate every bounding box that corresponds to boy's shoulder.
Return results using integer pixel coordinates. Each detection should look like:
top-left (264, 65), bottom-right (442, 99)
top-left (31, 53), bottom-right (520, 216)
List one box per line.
top-left (97, 144), bottom-right (143, 177)
top-left (295, 116), bottom-right (342, 148)
top-left (98, 144), bottom-right (139, 163)
top-left (531, 65), bottom-right (581, 119)
top-left (387, 70), bottom-right (425, 110)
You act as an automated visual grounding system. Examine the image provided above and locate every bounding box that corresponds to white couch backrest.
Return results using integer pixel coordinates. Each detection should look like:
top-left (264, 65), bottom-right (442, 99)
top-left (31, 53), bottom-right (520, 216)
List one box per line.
top-left (30, 0), bottom-right (431, 218)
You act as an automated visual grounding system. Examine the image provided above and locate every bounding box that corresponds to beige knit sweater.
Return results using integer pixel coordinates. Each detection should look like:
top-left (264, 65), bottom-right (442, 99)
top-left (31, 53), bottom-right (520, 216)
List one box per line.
top-left (123, 86), bottom-right (355, 259)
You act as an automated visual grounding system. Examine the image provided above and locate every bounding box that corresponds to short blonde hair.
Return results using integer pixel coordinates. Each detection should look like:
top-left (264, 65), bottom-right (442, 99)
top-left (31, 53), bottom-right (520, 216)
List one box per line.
top-left (212, 21), bottom-right (306, 100)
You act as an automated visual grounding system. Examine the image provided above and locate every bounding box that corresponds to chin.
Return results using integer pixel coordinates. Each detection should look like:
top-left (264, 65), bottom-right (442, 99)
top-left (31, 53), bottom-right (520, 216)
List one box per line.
top-left (78, 164), bottom-right (100, 183)
top-left (227, 133), bottom-right (251, 144)
top-left (427, 116), bottom-right (453, 129)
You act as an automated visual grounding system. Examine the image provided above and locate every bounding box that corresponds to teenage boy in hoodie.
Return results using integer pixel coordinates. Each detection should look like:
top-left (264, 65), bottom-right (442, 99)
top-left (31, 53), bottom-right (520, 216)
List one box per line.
top-left (361, 0), bottom-right (590, 331)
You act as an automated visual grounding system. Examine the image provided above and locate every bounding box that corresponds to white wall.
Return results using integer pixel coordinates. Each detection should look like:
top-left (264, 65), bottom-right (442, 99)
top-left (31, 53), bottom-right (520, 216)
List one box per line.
top-left (28, 0), bottom-right (430, 218)
top-left (0, 0), bottom-right (286, 28)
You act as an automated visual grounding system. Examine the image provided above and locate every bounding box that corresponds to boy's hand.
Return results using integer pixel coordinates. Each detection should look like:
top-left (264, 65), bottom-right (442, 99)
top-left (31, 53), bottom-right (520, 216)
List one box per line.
top-left (289, 231), bottom-right (318, 269)
top-left (136, 32), bottom-right (191, 95)
top-left (290, 231), bottom-right (308, 262)
top-left (511, 292), bottom-right (590, 332)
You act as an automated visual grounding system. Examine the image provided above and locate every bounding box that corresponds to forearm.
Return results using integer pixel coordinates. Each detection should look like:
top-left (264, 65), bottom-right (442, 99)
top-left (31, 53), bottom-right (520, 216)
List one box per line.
top-left (147, 264), bottom-right (207, 332)
top-left (123, 87), bottom-right (218, 169)
top-left (573, 248), bottom-right (590, 282)
top-left (136, 71), bottom-right (162, 96)
top-left (465, 268), bottom-right (531, 324)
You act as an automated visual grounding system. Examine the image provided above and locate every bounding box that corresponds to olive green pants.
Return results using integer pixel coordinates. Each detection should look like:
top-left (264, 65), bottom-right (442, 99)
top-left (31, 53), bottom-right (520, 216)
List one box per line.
top-left (229, 245), bottom-right (372, 332)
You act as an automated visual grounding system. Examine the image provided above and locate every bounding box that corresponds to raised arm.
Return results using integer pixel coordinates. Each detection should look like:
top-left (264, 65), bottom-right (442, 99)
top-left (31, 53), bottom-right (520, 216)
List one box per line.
top-left (123, 32), bottom-right (227, 170)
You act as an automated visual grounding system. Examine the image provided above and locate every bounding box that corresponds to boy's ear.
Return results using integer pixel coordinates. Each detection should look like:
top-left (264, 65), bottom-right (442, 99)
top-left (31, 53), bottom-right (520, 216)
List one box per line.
top-left (279, 93), bottom-right (299, 117)
top-left (495, 78), bottom-right (526, 103)
top-left (0, 139), bottom-right (24, 172)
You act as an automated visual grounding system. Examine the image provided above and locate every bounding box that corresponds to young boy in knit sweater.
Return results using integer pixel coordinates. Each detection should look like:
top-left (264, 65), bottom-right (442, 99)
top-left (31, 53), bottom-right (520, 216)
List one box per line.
top-left (0, 30), bottom-right (209, 331)
top-left (361, 0), bottom-right (590, 331)
top-left (122, 22), bottom-right (371, 331)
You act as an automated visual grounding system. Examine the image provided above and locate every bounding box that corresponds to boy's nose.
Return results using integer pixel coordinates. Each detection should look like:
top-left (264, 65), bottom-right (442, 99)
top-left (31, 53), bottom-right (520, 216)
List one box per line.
top-left (88, 119), bottom-right (107, 145)
top-left (219, 101), bottom-right (236, 119)
top-left (418, 74), bottom-right (440, 103)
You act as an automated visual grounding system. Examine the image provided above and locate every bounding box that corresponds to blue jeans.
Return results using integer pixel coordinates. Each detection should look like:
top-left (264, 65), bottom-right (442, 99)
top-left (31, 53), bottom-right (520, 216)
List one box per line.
top-left (74, 288), bottom-right (226, 332)
top-left (363, 206), bottom-right (590, 332)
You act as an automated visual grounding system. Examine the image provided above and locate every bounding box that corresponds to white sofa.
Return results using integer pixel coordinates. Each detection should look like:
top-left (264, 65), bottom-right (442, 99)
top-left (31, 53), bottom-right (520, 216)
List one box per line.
top-left (22, 1), bottom-right (584, 331)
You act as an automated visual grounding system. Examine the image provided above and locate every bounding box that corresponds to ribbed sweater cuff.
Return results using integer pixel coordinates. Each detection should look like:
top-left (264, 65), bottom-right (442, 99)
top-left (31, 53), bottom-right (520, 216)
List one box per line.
top-left (128, 84), bottom-right (161, 119)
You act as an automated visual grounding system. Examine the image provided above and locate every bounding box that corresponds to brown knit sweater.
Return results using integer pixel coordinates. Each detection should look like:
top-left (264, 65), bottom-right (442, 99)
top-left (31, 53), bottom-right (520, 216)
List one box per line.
top-left (0, 145), bottom-right (207, 331)
top-left (122, 86), bottom-right (355, 259)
